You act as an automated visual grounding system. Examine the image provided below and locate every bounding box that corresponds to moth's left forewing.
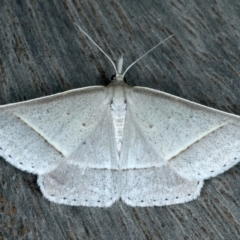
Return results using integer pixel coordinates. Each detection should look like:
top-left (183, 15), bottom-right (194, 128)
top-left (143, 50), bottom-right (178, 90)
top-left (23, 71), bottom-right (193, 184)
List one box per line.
top-left (36, 89), bottom-right (120, 207)
top-left (0, 86), bottom-right (121, 206)
top-left (0, 86), bottom-right (111, 174)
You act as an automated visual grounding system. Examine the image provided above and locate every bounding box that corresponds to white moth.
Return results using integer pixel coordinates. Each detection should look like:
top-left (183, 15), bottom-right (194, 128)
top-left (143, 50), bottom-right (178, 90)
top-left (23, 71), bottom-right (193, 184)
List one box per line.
top-left (1, 24), bottom-right (240, 207)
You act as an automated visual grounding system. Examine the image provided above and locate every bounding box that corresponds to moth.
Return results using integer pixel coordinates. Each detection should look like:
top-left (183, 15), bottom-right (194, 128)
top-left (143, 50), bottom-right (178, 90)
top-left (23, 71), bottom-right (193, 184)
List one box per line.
top-left (0, 24), bottom-right (239, 207)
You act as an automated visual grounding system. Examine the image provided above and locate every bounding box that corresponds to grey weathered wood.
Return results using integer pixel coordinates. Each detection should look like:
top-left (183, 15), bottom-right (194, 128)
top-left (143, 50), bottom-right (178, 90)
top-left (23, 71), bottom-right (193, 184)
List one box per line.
top-left (0, 0), bottom-right (240, 239)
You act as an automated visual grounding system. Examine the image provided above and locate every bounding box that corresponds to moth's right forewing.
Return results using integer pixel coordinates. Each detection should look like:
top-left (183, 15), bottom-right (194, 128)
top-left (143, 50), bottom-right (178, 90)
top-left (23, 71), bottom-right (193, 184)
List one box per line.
top-left (120, 86), bottom-right (240, 206)
top-left (124, 86), bottom-right (240, 180)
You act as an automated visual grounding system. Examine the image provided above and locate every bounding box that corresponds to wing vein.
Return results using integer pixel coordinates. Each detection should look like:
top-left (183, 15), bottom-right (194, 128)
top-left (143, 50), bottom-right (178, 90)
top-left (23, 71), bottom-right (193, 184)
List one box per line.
top-left (168, 122), bottom-right (227, 161)
top-left (14, 113), bottom-right (66, 157)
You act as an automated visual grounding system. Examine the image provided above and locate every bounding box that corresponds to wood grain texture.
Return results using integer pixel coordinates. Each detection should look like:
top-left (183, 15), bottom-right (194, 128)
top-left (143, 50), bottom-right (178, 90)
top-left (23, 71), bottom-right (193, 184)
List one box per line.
top-left (0, 0), bottom-right (240, 239)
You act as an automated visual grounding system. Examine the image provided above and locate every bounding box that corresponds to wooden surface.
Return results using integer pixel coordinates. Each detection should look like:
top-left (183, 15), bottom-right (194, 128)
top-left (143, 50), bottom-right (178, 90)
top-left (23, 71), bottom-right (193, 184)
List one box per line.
top-left (1, 0), bottom-right (240, 239)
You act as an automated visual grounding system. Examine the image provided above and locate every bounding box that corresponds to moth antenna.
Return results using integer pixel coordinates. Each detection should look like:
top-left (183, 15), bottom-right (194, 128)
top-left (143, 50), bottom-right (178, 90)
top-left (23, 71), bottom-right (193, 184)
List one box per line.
top-left (74, 22), bottom-right (117, 75)
top-left (122, 34), bottom-right (174, 77)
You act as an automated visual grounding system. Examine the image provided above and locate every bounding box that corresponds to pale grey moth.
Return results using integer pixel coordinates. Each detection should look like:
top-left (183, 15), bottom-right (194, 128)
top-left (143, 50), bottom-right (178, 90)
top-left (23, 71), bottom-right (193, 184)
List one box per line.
top-left (0, 24), bottom-right (240, 207)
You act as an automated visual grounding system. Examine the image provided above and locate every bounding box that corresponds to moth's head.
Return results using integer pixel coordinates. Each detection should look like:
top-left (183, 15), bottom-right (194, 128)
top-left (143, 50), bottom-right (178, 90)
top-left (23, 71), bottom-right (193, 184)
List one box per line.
top-left (109, 55), bottom-right (127, 84)
top-left (110, 74), bottom-right (127, 83)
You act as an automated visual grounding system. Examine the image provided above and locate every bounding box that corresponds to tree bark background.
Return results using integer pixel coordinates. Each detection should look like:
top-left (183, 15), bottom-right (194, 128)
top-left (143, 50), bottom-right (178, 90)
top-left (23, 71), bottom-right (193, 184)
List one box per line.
top-left (0, 0), bottom-right (240, 239)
